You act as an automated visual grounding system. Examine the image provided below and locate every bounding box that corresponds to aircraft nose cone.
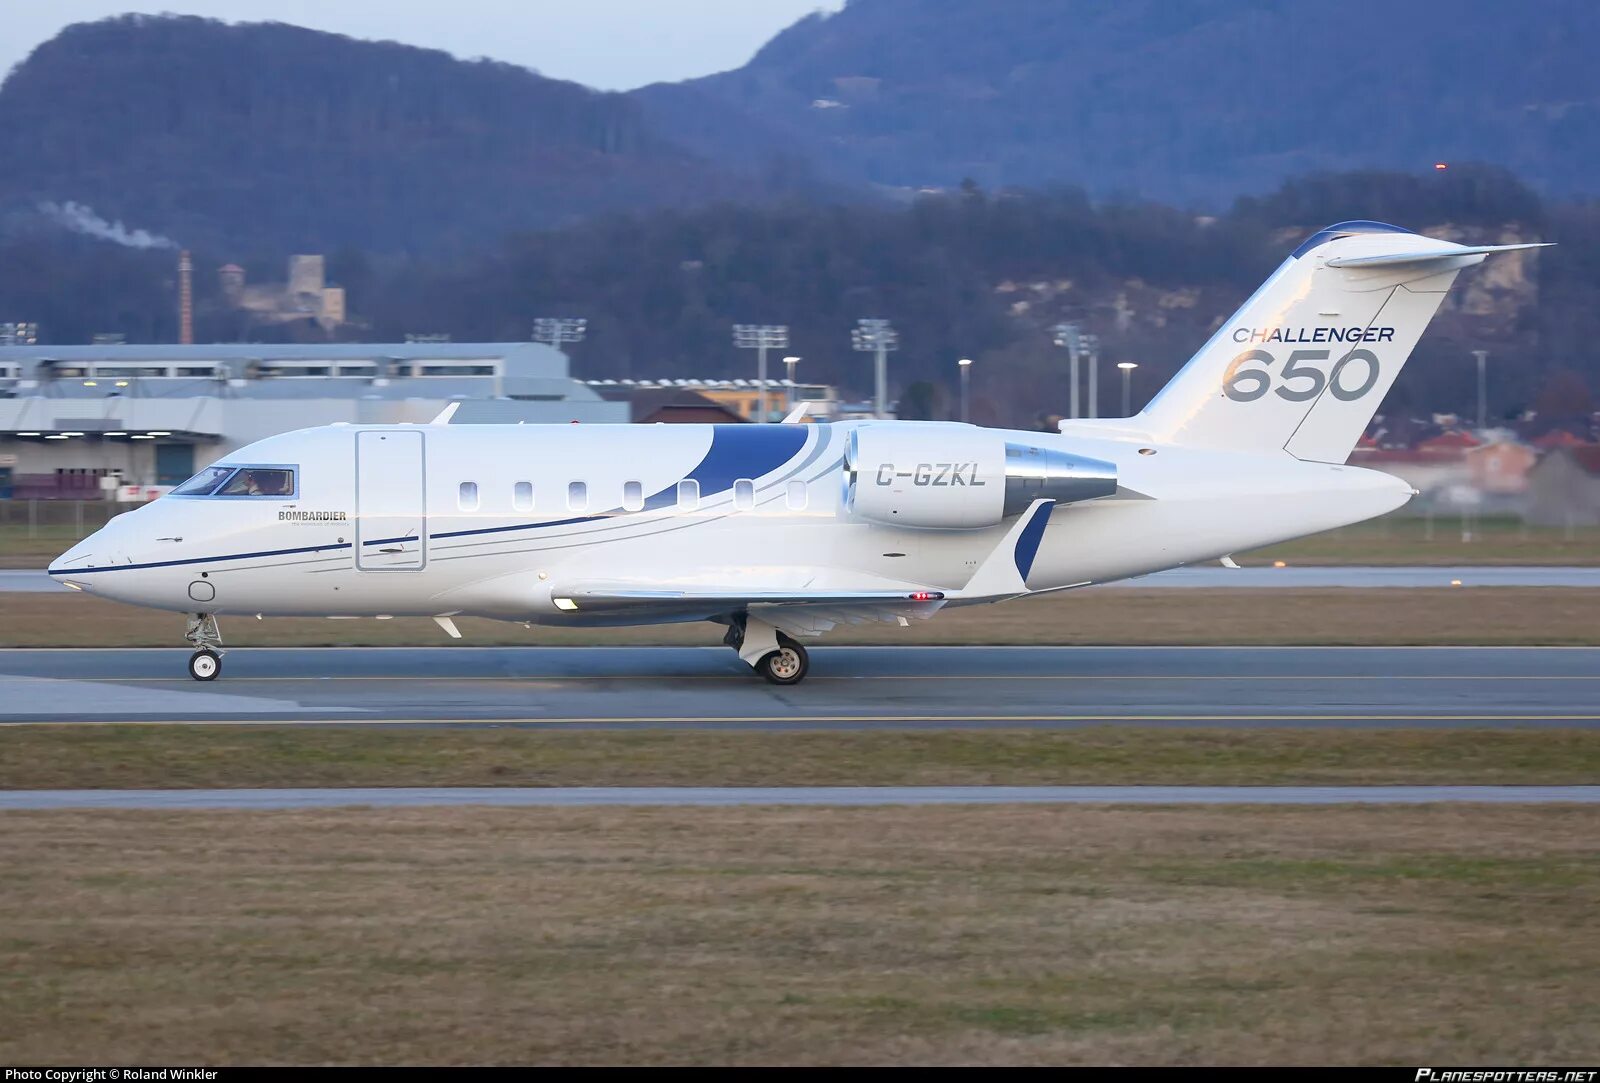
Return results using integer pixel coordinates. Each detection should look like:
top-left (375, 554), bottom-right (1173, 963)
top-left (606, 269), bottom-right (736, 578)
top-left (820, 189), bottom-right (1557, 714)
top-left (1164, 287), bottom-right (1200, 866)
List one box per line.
top-left (49, 539), bottom-right (97, 575)
top-left (49, 524), bottom-right (126, 577)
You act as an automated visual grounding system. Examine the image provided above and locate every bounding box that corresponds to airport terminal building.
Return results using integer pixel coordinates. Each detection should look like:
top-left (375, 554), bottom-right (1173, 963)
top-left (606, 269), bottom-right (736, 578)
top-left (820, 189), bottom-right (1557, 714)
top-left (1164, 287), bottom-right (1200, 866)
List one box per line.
top-left (0, 343), bottom-right (625, 498)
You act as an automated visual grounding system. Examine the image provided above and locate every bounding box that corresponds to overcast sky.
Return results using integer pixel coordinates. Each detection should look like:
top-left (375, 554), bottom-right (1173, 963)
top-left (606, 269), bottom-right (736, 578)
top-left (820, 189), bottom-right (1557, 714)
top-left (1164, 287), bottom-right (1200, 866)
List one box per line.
top-left (3, 1), bottom-right (844, 90)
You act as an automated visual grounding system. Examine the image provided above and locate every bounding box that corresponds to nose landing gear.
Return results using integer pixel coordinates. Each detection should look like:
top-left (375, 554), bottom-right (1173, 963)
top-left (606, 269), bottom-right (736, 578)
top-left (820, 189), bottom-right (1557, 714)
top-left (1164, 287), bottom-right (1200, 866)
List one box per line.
top-left (184, 613), bottom-right (225, 681)
top-left (725, 614), bottom-right (811, 685)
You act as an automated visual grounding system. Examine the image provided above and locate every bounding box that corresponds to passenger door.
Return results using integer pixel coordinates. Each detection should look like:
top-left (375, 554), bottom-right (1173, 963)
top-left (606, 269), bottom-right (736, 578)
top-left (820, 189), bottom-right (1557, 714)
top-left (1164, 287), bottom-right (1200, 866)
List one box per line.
top-left (355, 430), bottom-right (426, 570)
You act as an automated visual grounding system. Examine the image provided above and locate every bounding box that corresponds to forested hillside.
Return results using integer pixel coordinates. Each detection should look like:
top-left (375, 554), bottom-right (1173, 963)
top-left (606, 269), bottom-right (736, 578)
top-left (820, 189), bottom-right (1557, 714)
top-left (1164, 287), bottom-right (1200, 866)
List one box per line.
top-left (359, 167), bottom-right (1591, 426)
top-left (0, 16), bottom-right (770, 254)
top-left (638, 0), bottom-right (1600, 204)
top-left (1, 166), bottom-right (1591, 426)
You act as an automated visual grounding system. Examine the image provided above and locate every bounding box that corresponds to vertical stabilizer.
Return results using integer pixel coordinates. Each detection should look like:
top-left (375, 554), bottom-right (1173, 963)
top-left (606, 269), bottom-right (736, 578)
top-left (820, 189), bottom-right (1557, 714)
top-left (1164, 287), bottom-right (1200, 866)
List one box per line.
top-left (1136, 222), bottom-right (1547, 463)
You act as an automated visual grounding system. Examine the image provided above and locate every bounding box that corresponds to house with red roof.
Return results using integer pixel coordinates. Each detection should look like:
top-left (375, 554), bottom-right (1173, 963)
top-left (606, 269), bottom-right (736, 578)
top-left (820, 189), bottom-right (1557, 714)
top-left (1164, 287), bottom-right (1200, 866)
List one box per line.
top-left (1525, 446), bottom-right (1600, 526)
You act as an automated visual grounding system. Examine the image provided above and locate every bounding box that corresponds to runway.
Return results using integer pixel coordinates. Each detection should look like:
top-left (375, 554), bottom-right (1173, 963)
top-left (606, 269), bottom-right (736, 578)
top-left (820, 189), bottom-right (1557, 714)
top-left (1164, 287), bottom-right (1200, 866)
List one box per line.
top-left (1117, 565), bottom-right (1600, 588)
top-left (2, 645), bottom-right (1598, 729)
top-left (8, 566), bottom-right (1600, 592)
top-left (3, 784), bottom-right (1597, 809)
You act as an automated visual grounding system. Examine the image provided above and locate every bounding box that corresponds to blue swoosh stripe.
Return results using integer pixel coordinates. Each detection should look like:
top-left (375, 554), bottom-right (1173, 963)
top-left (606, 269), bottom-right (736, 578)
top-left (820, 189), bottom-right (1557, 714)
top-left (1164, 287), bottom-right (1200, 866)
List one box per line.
top-left (643, 424), bottom-right (809, 510)
top-left (426, 514), bottom-right (608, 542)
top-left (48, 541), bottom-right (352, 577)
top-left (361, 425), bottom-right (813, 544)
top-left (1013, 500), bottom-right (1055, 580)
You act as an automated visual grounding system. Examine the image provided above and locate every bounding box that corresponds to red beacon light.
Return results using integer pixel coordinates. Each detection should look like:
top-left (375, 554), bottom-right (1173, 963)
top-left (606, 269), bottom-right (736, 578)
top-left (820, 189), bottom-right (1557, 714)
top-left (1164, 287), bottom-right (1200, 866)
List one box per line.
top-left (908, 591), bottom-right (943, 601)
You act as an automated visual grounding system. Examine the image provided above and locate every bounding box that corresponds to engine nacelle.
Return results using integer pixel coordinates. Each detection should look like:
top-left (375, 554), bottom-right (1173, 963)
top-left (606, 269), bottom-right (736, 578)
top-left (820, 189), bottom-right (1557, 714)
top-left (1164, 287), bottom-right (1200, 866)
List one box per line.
top-left (843, 426), bottom-right (1118, 529)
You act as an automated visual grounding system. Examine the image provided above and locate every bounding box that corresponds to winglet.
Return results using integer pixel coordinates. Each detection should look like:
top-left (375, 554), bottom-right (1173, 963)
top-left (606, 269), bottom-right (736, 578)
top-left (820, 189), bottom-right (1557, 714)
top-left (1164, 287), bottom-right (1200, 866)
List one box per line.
top-left (956, 499), bottom-right (1055, 599)
top-left (429, 401), bottom-right (462, 426)
top-left (433, 615), bottom-right (462, 639)
top-left (781, 402), bottom-right (810, 424)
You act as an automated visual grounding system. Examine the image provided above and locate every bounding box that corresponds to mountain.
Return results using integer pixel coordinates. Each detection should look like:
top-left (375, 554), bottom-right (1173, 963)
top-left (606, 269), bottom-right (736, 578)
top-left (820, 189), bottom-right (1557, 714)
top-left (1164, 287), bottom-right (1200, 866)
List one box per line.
top-left (0, 15), bottom-right (769, 255)
top-left (634, 0), bottom-right (1600, 204)
top-left (5, 5), bottom-right (1595, 257)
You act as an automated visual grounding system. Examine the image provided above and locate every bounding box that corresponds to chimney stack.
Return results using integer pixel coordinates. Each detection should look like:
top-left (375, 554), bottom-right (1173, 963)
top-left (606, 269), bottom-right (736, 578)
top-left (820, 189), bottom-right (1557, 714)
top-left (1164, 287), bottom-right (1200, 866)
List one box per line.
top-left (178, 250), bottom-right (194, 345)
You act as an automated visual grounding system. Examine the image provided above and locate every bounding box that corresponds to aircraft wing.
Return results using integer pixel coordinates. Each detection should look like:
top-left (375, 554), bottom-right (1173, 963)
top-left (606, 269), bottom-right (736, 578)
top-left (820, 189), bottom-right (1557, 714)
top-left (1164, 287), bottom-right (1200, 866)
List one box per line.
top-left (551, 499), bottom-right (1058, 624)
top-left (553, 584), bottom-right (943, 614)
top-left (550, 582), bottom-right (949, 638)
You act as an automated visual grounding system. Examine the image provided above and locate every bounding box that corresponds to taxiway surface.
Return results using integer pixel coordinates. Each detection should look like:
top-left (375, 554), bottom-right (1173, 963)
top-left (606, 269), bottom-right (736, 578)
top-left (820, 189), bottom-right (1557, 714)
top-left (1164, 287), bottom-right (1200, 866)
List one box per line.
top-left (4, 785), bottom-right (1597, 809)
top-left (1, 646), bottom-right (1597, 729)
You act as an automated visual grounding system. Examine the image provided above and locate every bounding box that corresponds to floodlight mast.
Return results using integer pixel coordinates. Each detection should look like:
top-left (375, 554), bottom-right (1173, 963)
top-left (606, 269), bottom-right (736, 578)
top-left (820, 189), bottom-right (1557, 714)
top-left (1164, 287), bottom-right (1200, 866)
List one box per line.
top-left (733, 324), bottom-right (790, 422)
top-left (1081, 332), bottom-right (1101, 418)
top-left (533, 317), bottom-right (588, 350)
top-left (851, 319), bottom-right (899, 418)
top-left (784, 356), bottom-right (800, 411)
top-left (1051, 323), bottom-right (1081, 419)
top-left (1471, 349), bottom-right (1489, 431)
top-left (1117, 361), bottom-right (1139, 416)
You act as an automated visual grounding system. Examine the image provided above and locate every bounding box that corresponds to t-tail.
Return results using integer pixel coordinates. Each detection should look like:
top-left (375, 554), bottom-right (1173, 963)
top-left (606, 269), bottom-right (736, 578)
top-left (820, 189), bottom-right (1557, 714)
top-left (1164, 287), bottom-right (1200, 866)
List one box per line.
top-left (1134, 221), bottom-right (1549, 464)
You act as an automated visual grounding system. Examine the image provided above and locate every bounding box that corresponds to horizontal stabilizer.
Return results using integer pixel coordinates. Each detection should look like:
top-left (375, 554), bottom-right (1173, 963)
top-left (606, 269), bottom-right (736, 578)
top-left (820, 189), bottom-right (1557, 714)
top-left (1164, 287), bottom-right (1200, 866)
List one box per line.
top-left (1325, 242), bottom-right (1552, 268)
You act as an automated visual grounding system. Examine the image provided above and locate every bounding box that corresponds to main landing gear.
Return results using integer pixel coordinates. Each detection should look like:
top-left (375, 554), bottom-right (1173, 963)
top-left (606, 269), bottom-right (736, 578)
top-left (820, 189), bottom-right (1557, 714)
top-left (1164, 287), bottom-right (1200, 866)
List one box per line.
top-left (725, 614), bottom-right (810, 685)
top-left (184, 613), bottom-right (224, 682)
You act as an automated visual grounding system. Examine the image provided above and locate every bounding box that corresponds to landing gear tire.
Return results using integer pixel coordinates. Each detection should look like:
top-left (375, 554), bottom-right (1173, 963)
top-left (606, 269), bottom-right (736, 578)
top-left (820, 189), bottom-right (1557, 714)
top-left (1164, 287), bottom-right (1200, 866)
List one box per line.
top-left (188, 648), bottom-right (221, 682)
top-left (757, 639), bottom-right (809, 686)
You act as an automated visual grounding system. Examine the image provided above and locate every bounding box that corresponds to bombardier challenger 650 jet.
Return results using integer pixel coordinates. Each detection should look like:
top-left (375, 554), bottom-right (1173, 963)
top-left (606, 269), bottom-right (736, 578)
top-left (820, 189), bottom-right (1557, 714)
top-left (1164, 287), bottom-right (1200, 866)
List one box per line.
top-left (50, 222), bottom-right (1546, 684)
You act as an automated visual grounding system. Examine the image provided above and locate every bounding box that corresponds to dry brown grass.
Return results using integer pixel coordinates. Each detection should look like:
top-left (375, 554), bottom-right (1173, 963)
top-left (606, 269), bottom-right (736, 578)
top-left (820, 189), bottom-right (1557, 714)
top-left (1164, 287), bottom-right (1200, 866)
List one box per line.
top-left (1, 805), bottom-right (1595, 1065)
top-left (6, 587), bottom-right (1600, 647)
top-left (3, 726), bottom-right (1599, 790)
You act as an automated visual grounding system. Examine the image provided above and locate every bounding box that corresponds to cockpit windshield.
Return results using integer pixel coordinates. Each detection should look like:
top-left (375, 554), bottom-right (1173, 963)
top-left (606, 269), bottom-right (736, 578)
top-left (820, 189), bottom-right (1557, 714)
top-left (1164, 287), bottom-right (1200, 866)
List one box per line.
top-left (170, 464), bottom-right (298, 498)
top-left (218, 468), bottom-right (296, 497)
top-left (170, 466), bottom-right (235, 496)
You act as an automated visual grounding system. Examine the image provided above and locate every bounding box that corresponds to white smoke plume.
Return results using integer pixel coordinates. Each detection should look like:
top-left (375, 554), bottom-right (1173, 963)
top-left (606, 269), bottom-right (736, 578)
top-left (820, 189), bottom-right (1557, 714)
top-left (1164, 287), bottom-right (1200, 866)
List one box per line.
top-left (37, 200), bottom-right (178, 250)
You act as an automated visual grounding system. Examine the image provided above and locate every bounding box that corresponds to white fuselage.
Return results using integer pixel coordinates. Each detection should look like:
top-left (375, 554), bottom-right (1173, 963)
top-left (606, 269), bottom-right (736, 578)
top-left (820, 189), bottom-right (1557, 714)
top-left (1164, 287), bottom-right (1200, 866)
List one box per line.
top-left (50, 420), bottom-right (1410, 626)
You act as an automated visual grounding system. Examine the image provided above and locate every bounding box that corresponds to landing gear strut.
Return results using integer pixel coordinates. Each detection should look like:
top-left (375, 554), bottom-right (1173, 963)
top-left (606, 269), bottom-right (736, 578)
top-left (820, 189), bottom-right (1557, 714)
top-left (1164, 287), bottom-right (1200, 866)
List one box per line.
top-left (184, 613), bottom-right (224, 682)
top-left (725, 614), bottom-right (810, 685)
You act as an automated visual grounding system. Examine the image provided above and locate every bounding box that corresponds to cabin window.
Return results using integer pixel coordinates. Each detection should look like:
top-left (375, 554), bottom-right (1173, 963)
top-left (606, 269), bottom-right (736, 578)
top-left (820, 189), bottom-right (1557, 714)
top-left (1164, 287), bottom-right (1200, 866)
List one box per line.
top-left (458, 481), bottom-right (479, 511)
top-left (677, 479), bottom-right (699, 510)
top-left (568, 481), bottom-right (588, 511)
top-left (786, 480), bottom-right (808, 510)
top-left (622, 480), bottom-right (644, 512)
top-left (734, 479), bottom-right (755, 511)
top-left (513, 481), bottom-right (534, 513)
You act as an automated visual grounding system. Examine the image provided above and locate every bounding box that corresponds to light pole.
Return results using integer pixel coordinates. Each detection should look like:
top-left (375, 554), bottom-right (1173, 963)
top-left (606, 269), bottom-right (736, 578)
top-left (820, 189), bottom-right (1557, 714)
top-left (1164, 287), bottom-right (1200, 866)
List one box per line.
top-left (851, 319), bottom-right (899, 418)
top-left (733, 324), bottom-right (789, 422)
top-left (958, 357), bottom-right (973, 422)
top-left (1052, 323), bottom-right (1081, 418)
top-left (783, 355), bottom-right (800, 411)
top-left (1117, 361), bottom-right (1139, 416)
top-left (1081, 333), bottom-right (1101, 418)
top-left (1471, 349), bottom-right (1489, 431)
top-left (532, 317), bottom-right (587, 352)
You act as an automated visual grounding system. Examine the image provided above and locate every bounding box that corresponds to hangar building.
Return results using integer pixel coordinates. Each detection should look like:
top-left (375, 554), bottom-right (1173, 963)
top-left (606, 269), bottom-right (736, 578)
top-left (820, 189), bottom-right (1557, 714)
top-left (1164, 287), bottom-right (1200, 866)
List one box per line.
top-left (0, 343), bottom-right (624, 498)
